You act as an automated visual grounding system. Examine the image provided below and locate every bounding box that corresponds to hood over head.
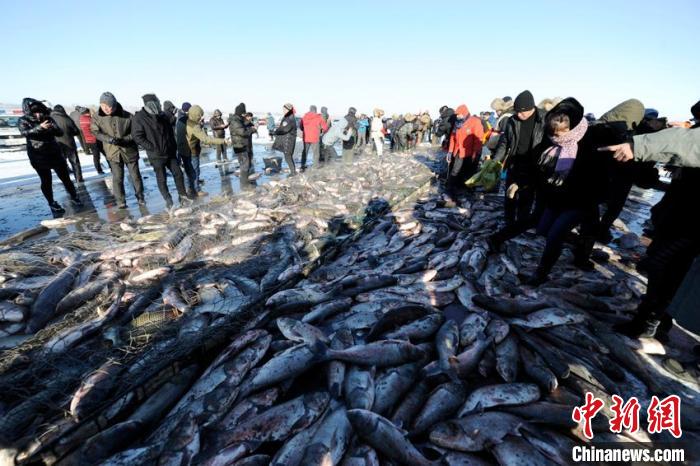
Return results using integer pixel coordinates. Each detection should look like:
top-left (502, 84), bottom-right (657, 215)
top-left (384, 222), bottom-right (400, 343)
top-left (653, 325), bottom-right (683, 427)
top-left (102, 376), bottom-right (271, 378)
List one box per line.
top-left (163, 100), bottom-right (176, 114)
top-left (182, 102), bottom-right (192, 112)
top-left (348, 107), bottom-right (357, 116)
top-left (546, 97), bottom-right (584, 129)
top-left (455, 104), bottom-right (470, 119)
top-left (22, 98), bottom-right (50, 116)
top-left (599, 98), bottom-right (644, 131)
top-left (142, 93), bottom-right (162, 115)
top-left (235, 103), bottom-right (247, 116)
top-left (188, 105), bottom-right (204, 122)
top-left (53, 104), bottom-right (67, 114)
top-left (213, 109), bottom-right (222, 117)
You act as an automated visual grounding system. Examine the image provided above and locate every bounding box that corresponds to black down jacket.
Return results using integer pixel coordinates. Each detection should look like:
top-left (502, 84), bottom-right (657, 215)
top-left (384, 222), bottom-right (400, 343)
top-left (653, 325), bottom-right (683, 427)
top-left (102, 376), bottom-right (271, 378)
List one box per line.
top-left (229, 103), bottom-right (256, 151)
top-left (132, 108), bottom-right (178, 160)
top-left (273, 111), bottom-right (297, 155)
top-left (18, 98), bottom-right (65, 169)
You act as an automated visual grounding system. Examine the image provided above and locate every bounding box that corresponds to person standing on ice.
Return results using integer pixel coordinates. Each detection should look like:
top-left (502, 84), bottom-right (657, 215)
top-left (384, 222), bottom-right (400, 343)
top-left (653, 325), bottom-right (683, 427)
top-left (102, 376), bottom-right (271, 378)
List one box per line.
top-left (91, 92), bottom-right (145, 209)
top-left (445, 104), bottom-right (484, 193)
top-left (370, 108), bottom-right (385, 156)
top-left (209, 109), bottom-right (229, 164)
top-left (228, 103), bottom-right (257, 186)
top-left (266, 112), bottom-right (276, 141)
top-left (299, 105), bottom-right (328, 170)
top-left (357, 114), bottom-right (369, 148)
top-left (321, 106), bottom-right (331, 129)
top-left (272, 103), bottom-right (298, 175)
top-left (177, 103), bottom-right (205, 197)
top-left (184, 104), bottom-right (227, 192)
top-left (51, 105), bottom-right (83, 183)
top-left (79, 108), bottom-right (106, 174)
top-left (321, 117), bottom-right (353, 163)
top-left (244, 112), bottom-right (257, 174)
top-left (343, 107), bottom-right (358, 159)
top-left (18, 98), bottom-right (82, 214)
top-left (132, 94), bottom-right (191, 209)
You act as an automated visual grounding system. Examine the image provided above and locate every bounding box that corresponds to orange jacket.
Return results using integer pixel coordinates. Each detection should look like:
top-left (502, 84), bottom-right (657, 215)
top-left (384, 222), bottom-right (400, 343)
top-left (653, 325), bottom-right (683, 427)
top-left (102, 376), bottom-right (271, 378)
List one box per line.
top-left (448, 105), bottom-right (484, 160)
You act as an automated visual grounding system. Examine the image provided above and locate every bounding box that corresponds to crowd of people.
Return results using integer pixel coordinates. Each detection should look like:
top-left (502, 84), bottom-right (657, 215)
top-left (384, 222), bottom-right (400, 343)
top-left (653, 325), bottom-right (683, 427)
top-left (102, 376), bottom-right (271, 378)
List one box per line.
top-left (17, 90), bottom-right (700, 343)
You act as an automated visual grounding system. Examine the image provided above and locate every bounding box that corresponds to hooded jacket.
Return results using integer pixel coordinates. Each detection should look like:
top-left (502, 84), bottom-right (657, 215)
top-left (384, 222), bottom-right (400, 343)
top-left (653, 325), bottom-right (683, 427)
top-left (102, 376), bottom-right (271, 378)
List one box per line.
top-left (228, 103), bottom-right (256, 150)
top-left (50, 105), bottom-right (81, 151)
top-left (343, 108), bottom-right (358, 149)
top-left (598, 99), bottom-right (645, 132)
top-left (448, 105), bottom-right (484, 160)
top-left (300, 111), bottom-right (328, 143)
top-left (272, 110), bottom-right (297, 155)
top-left (90, 102), bottom-right (140, 163)
top-left (185, 105), bottom-right (226, 156)
top-left (132, 106), bottom-right (178, 160)
top-left (536, 98), bottom-right (618, 209)
top-left (492, 107), bottom-right (547, 173)
top-left (18, 98), bottom-right (64, 169)
top-left (163, 101), bottom-right (177, 127)
top-left (435, 106), bottom-right (456, 138)
top-left (209, 110), bottom-right (227, 138)
top-left (322, 118), bottom-right (352, 146)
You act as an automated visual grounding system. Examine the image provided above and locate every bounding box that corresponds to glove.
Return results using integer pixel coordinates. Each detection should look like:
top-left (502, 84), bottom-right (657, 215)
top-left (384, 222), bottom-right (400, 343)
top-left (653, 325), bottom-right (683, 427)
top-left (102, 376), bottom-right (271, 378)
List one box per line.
top-left (506, 183), bottom-right (519, 199)
top-left (109, 137), bottom-right (125, 146)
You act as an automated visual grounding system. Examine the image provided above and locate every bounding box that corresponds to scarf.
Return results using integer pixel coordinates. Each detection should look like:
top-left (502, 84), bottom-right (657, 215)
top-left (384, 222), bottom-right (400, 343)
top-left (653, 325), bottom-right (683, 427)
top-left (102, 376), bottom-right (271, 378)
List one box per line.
top-left (541, 117), bottom-right (588, 185)
top-left (454, 117), bottom-right (466, 129)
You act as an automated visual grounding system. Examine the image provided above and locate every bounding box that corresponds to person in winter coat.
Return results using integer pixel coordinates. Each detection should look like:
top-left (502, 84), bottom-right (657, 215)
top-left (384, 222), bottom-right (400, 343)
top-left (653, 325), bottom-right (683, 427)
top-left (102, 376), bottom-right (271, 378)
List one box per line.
top-left (446, 105), bottom-right (484, 192)
top-left (321, 106), bottom-right (331, 129)
top-left (599, 115), bottom-right (700, 339)
top-left (79, 108), bottom-right (106, 174)
top-left (69, 106), bottom-right (87, 155)
top-left (396, 113), bottom-right (417, 152)
top-left (185, 103), bottom-right (227, 195)
top-left (343, 107), bottom-right (358, 159)
top-left (299, 105), bottom-right (329, 170)
top-left (434, 106), bottom-right (456, 147)
top-left (18, 98), bottom-right (82, 213)
top-left (357, 115), bottom-right (369, 147)
top-left (132, 94), bottom-right (190, 209)
top-left (417, 112), bottom-right (432, 145)
top-left (321, 118), bottom-right (353, 162)
top-left (370, 108), bottom-right (385, 156)
top-left (91, 92), bottom-right (145, 208)
top-left (272, 103), bottom-right (298, 175)
top-left (492, 91), bottom-right (548, 227)
top-left (266, 112), bottom-right (276, 141)
top-left (244, 112), bottom-right (256, 173)
top-left (209, 109), bottom-right (229, 162)
top-left (51, 105), bottom-right (83, 183)
top-left (175, 106), bottom-right (198, 196)
top-left (163, 100), bottom-right (178, 128)
top-left (520, 97), bottom-right (618, 286)
top-left (228, 103), bottom-right (257, 186)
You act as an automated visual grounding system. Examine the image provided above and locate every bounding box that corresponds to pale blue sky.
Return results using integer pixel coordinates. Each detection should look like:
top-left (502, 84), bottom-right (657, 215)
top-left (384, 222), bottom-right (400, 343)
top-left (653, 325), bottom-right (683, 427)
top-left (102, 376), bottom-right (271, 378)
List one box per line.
top-left (2, 0), bottom-right (698, 119)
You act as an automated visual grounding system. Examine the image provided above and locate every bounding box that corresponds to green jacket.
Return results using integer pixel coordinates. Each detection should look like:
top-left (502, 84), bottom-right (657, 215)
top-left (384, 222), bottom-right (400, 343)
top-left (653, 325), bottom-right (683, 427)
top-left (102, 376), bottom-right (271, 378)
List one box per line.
top-left (633, 127), bottom-right (700, 168)
top-left (185, 105), bottom-right (225, 156)
top-left (599, 99), bottom-right (644, 131)
top-left (90, 103), bottom-right (140, 163)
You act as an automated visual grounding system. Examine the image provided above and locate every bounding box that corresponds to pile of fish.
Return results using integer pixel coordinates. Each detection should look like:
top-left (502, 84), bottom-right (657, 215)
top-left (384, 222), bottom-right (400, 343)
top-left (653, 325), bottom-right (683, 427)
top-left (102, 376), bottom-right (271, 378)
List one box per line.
top-left (1, 151), bottom-right (698, 465)
top-left (0, 155), bottom-right (432, 455)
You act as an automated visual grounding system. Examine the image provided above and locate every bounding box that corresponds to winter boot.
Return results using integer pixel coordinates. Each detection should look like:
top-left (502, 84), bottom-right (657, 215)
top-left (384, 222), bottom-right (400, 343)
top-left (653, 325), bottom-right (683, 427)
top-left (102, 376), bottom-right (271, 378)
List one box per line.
top-left (49, 201), bottom-right (65, 213)
top-left (573, 235), bottom-right (596, 271)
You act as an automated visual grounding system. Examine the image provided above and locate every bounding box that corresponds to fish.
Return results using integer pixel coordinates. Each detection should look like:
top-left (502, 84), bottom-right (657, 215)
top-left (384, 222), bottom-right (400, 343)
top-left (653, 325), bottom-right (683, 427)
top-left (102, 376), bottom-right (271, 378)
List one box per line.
top-left (429, 411), bottom-right (526, 452)
top-left (458, 383), bottom-right (540, 416)
top-left (373, 356), bottom-right (427, 415)
top-left (520, 346), bottom-right (558, 392)
top-left (265, 286), bottom-right (338, 311)
top-left (157, 413), bottom-right (200, 466)
top-left (338, 444), bottom-right (380, 466)
top-left (347, 409), bottom-right (436, 466)
top-left (344, 365), bottom-right (376, 410)
top-left (445, 333), bottom-right (492, 379)
top-left (270, 416), bottom-right (323, 466)
top-left (390, 379), bottom-right (432, 429)
top-left (301, 404), bottom-right (352, 466)
top-left (495, 333), bottom-right (519, 382)
top-left (458, 312), bottom-right (489, 347)
top-left (302, 298), bottom-right (353, 324)
top-left (69, 359), bottom-right (123, 420)
top-left (0, 302), bottom-right (26, 323)
top-left (276, 317), bottom-right (329, 344)
top-left (436, 319), bottom-right (460, 374)
top-left (226, 391), bottom-right (329, 444)
top-left (491, 435), bottom-right (559, 466)
top-left (327, 329), bottom-right (353, 398)
top-left (472, 294), bottom-right (550, 316)
top-left (324, 339), bottom-right (427, 367)
top-left (56, 276), bottom-right (115, 314)
top-left (411, 382), bottom-right (466, 435)
top-left (27, 257), bottom-right (84, 332)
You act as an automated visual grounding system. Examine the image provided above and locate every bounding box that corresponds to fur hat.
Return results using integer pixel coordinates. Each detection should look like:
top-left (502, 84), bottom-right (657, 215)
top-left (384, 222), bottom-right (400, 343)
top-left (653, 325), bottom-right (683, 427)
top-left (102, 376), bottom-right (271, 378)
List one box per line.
top-left (373, 108), bottom-right (384, 117)
top-left (490, 97), bottom-right (513, 113)
top-left (538, 98), bottom-right (563, 112)
top-left (404, 113), bottom-right (417, 122)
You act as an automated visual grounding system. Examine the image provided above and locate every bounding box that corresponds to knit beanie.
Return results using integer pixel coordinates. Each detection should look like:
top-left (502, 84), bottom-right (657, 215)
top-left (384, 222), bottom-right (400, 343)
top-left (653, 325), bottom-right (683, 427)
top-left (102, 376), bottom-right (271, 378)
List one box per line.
top-left (100, 92), bottom-right (117, 108)
top-left (514, 91), bottom-right (535, 112)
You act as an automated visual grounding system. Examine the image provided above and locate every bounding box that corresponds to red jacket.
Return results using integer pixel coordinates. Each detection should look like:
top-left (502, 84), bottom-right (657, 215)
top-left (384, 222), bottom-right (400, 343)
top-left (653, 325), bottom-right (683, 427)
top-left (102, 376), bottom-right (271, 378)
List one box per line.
top-left (301, 112), bottom-right (328, 143)
top-left (448, 104), bottom-right (484, 160)
top-left (79, 113), bottom-right (97, 144)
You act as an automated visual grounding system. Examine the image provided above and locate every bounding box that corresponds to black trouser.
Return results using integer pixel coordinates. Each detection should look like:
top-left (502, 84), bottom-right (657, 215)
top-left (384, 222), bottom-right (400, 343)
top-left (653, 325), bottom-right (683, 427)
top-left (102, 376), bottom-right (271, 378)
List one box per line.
top-left (446, 156), bottom-right (478, 191)
top-left (283, 149), bottom-right (297, 175)
top-left (86, 143), bottom-right (106, 172)
top-left (638, 237), bottom-right (700, 320)
top-left (150, 156), bottom-right (188, 205)
top-left (535, 205), bottom-right (598, 276)
top-left (109, 158), bottom-right (144, 205)
top-left (35, 161), bottom-right (77, 204)
top-left (599, 178), bottom-right (633, 236)
top-left (60, 145), bottom-right (82, 182)
top-left (235, 148), bottom-right (251, 187)
top-left (179, 151), bottom-right (198, 193)
top-left (301, 142), bottom-right (320, 169)
top-left (215, 142), bottom-right (227, 161)
top-left (504, 170), bottom-right (536, 226)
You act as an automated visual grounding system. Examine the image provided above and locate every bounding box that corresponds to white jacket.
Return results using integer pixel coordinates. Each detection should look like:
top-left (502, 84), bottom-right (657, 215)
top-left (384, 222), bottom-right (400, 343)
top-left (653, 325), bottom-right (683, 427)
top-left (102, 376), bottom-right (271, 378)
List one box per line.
top-left (370, 117), bottom-right (384, 134)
